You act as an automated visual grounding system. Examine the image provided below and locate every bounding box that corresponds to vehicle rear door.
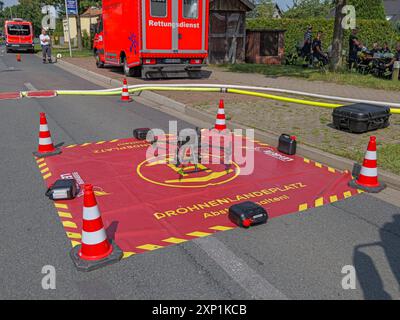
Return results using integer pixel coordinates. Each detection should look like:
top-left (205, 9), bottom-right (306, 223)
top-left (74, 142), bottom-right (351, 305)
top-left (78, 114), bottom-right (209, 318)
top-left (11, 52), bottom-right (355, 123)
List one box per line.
top-left (19, 24), bottom-right (33, 44)
top-left (6, 24), bottom-right (21, 45)
top-left (142, 0), bottom-right (173, 52)
top-left (177, 0), bottom-right (206, 52)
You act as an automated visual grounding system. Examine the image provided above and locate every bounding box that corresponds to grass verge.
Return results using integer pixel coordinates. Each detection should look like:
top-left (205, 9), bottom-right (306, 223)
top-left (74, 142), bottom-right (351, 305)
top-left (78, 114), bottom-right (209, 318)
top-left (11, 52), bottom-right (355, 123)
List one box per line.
top-left (218, 64), bottom-right (400, 92)
top-left (34, 45), bottom-right (93, 58)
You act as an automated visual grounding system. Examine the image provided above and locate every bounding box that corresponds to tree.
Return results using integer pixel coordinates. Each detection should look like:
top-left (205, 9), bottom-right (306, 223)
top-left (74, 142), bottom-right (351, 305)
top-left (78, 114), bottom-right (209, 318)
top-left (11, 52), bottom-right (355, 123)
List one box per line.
top-left (284, 0), bottom-right (334, 19)
top-left (395, 21), bottom-right (400, 34)
top-left (329, 0), bottom-right (346, 72)
top-left (248, 0), bottom-right (276, 19)
top-left (2, 0), bottom-right (64, 35)
top-left (75, 1), bottom-right (101, 50)
top-left (347, 0), bottom-right (386, 20)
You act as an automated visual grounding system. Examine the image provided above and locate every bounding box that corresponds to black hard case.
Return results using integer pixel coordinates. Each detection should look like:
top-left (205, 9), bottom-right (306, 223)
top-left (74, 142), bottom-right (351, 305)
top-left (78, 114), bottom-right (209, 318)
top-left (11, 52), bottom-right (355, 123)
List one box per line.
top-left (133, 128), bottom-right (151, 140)
top-left (228, 202), bottom-right (268, 228)
top-left (332, 104), bottom-right (391, 133)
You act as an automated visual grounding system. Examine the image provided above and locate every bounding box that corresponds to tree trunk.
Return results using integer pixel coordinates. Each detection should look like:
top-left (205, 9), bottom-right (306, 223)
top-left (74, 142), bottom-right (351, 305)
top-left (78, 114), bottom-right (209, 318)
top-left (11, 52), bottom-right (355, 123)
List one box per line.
top-left (330, 0), bottom-right (346, 72)
top-left (76, 12), bottom-right (83, 50)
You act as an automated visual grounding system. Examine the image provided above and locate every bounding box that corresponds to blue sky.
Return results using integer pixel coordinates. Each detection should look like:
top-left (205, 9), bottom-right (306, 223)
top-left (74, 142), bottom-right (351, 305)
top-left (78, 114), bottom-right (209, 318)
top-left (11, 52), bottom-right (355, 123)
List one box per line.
top-left (3, 0), bottom-right (18, 7)
top-left (276, 0), bottom-right (294, 11)
top-left (3, 0), bottom-right (295, 10)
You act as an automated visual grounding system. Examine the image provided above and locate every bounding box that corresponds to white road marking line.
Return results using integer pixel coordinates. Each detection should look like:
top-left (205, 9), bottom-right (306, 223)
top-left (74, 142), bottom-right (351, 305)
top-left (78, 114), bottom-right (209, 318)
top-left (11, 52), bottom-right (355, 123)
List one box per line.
top-left (24, 82), bottom-right (37, 91)
top-left (194, 237), bottom-right (288, 300)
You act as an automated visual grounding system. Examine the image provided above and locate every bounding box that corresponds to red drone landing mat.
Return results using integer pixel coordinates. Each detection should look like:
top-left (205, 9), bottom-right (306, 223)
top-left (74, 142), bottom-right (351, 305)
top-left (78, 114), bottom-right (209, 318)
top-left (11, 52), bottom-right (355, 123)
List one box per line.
top-left (35, 136), bottom-right (361, 258)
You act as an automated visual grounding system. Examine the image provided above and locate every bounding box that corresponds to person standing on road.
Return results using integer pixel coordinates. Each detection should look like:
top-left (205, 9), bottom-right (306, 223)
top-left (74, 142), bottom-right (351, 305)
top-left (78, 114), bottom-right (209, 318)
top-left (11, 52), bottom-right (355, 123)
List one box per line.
top-left (40, 28), bottom-right (52, 64)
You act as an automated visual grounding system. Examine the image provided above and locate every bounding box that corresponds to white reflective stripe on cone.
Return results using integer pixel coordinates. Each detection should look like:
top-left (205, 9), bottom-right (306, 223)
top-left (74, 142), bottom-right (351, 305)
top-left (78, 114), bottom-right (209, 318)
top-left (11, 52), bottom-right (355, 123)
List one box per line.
top-left (39, 137), bottom-right (53, 145)
top-left (218, 109), bottom-right (225, 115)
top-left (360, 166), bottom-right (378, 177)
top-left (81, 229), bottom-right (107, 245)
top-left (216, 119), bottom-right (226, 125)
top-left (40, 125), bottom-right (49, 131)
top-left (364, 151), bottom-right (377, 160)
top-left (83, 205), bottom-right (101, 221)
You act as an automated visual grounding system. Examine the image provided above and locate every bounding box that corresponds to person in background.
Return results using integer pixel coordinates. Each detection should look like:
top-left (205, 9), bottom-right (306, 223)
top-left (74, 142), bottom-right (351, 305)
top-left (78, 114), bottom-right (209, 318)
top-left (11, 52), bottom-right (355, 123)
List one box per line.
top-left (39, 28), bottom-right (52, 64)
top-left (385, 43), bottom-right (400, 71)
top-left (312, 31), bottom-right (328, 65)
top-left (382, 42), bottom-right (391, 54)
top-left (349, 28), bottom-right (361, 68)
top-left (301, 25), bottom-right (313, 63)
top-left (370, 43), bottom-right (381, 56)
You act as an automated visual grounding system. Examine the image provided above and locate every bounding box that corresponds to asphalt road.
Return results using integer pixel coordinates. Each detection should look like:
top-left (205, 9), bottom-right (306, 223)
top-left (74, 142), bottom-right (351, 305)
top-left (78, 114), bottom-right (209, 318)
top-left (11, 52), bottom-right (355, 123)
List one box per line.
top-left (1, 49), bottom-right (400, 300)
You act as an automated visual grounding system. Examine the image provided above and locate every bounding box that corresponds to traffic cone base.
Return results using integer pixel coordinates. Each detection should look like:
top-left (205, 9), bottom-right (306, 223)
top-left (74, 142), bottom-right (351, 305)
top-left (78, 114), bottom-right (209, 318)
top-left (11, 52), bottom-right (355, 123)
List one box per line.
top-left (33, 148), bottom-right (62, 158)
top-left (70, 240), bottom-right (123, 272)
top-left (120, 98), bottom-right (133, 103)
top-left (349, 179), bottom-right (386, 194)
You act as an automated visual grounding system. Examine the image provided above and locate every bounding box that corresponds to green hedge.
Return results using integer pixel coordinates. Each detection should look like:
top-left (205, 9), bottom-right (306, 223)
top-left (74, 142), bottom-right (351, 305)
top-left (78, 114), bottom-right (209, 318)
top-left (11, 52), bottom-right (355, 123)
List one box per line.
top-left (247, 18), bottom-right (400, 54)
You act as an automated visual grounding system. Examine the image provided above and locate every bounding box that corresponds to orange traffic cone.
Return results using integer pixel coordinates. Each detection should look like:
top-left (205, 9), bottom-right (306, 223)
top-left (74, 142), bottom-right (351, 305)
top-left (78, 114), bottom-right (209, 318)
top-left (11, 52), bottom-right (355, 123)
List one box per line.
top-left (70, 184), bottom-right (123, 272)
top-left (349, 136), bottom-right (386, 193)
top-left (16, 54), bottom-right (21, 62)
top-left (33, 113), bottom-right (62, 157)
top-left (214, 99), bottom-right (227, 131)
top-left (120, 78), bottom-right (132, 102)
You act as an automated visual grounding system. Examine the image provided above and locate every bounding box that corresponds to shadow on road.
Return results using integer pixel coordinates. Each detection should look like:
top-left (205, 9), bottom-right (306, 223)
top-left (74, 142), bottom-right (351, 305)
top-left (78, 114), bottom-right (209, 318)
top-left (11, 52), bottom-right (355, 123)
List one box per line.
top-left (101, 64), bottom-right (213, 81)
top-left (353, 214), bottom-right (400, 300)
top-left (106, 221), bottom-right (119, 241)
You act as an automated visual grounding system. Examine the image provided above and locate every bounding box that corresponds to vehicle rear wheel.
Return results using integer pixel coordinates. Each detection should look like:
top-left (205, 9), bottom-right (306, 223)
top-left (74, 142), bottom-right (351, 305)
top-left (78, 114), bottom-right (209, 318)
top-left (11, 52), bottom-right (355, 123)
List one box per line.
top-left (123, 58), bottom-right (134, 77)
top-left (95, 52), bottom-right (104, 68)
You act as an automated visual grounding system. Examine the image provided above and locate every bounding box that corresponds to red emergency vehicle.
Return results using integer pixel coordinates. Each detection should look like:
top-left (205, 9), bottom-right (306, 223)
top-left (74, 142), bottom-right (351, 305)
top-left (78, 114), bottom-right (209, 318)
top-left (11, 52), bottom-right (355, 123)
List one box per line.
top-left (93, 0), bottom-right (209, 78)
top-left (4, 19), bottom-right (35, 53)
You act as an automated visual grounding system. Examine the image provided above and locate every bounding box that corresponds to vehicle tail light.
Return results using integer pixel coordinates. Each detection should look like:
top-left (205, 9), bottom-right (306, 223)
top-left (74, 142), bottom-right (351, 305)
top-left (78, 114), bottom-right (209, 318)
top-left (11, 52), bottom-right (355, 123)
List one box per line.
top-left (143, 58), bottom-right (157, 65)
top-left (190, 59), bottom-right (203, 65)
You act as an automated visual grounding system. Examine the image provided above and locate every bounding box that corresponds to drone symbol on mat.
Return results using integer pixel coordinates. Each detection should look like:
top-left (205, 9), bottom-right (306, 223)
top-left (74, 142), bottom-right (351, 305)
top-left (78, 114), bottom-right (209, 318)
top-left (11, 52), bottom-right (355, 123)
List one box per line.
top-left (138, 130), bottom-right (238, 188)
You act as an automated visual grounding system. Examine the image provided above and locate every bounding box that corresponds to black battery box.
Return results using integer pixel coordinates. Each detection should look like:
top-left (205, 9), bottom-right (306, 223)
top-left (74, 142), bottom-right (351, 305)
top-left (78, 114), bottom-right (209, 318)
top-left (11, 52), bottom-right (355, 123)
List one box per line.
top-left (228, 202), bottom-right (269, 228)
top-left (45, 179), bottom-right (79, 201)
top-left (332, 104), bottom-right (391, 134)
top-left (133, 128), bottom-right (151, 140)
top-left (278, 134), bottom-right (297, 155)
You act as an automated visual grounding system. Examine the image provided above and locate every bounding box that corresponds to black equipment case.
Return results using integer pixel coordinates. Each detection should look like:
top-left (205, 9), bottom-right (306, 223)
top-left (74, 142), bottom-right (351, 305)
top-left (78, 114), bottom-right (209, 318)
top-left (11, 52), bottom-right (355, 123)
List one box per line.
top-left (332, 103), bottom-right (391, 134)
top-left (133, 128), bottom-right (151, 140)
top-left (278, 134), bottom-right (297, 155)
top-left (228, 202), bottom-right (268, 228)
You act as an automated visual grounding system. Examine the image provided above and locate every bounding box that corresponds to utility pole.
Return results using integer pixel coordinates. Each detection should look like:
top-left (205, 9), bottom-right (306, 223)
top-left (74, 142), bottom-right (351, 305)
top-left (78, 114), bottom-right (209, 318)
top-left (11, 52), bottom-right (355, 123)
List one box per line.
top-left (330, 0), bottom-right (347, 72)
top-left (75, 0), bottom-right (83, 50)
top-left (64, 0), bottom-right (73, 57)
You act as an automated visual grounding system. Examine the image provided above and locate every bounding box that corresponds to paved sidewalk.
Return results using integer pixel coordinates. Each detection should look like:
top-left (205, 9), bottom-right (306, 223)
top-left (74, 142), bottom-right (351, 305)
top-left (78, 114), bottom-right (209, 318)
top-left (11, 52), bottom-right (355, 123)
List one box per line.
top-left (63, 57), bottom-right (400, 106)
